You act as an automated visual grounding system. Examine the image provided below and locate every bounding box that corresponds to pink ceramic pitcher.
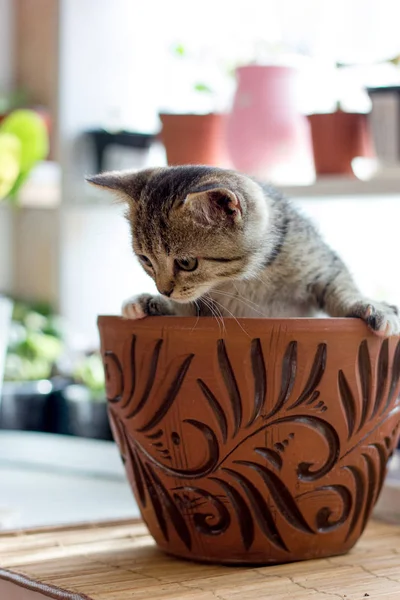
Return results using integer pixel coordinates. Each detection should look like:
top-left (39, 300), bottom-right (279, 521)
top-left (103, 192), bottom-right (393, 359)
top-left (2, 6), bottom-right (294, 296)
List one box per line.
top-left (226, 65), bottom-right (313, 181)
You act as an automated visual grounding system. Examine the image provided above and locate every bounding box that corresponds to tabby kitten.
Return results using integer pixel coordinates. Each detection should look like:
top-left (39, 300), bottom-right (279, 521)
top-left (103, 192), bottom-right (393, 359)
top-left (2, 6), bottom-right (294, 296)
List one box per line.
top-left (88, 165), bottom-right (400, 336)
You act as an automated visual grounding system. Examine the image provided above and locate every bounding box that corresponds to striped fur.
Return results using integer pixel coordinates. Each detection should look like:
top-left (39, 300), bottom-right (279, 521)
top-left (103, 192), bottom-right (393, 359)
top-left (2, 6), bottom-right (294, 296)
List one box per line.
top-left (88, 166), bottom-right (400, 336)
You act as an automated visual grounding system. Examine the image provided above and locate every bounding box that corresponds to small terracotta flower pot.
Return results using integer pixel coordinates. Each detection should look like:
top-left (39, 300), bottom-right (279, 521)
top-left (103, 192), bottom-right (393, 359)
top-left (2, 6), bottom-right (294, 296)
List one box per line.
top-left (308, 111), bottom-right (373, 176)
top-left (159, 113), bottom-right (227, 166)
top-left (98, 316), bottom-right (400, 564)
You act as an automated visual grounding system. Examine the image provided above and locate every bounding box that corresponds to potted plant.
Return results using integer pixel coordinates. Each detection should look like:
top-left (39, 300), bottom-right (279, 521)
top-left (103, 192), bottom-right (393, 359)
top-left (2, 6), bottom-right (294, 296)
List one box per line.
top-left (1, 301), bottom-right (65, 432)
top-left (306, 64), bottom-right (374, 176)
top-left (56, 352), bottom-right (112, 441)
top-left (307, 103), bottom-right (373, 176)
top-left (158, 43), bottom-right (231, 166)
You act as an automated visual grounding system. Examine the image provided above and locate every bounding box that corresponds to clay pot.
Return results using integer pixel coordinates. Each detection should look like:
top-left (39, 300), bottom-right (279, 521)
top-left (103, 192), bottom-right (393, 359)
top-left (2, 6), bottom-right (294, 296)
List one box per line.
top-left (98, 316), bottom-right (400, 564)
top-left (159, 113), bottom-right (227, 166)
top-left (308, 111), bottom-right (374, 176)
top-left (226, 65), bottom-right (313, 179)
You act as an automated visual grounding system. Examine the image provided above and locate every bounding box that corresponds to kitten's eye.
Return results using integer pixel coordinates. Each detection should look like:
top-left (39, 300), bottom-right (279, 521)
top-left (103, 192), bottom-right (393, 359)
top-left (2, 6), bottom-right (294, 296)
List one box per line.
top-left (175, 257), bottom-right (198, 272)
top-left (138, 255), bottom-right (152, 268)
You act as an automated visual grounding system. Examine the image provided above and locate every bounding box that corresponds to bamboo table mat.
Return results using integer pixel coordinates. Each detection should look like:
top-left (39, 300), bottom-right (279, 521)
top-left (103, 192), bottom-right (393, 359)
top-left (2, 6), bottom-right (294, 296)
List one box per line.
top-left (0, 519), bottom-right (399, 600)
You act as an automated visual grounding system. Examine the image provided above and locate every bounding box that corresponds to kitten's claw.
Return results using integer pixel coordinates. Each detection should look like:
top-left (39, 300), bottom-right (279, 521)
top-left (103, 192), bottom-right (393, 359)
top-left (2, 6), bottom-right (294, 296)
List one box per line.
top-left (122, 296), bottom-right (147, 320)
top-left (347, 301), bottom-right (400, 336)
top-left (122, 294), bottom-right (175, 319)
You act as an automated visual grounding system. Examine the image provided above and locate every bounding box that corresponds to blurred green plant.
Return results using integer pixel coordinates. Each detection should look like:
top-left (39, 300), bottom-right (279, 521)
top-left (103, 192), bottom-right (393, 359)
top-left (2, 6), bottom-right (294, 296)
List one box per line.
top-left (72, 353), bottom-right (105, 401)
top-left (4, 301), bottom-right (63, 382)
top-left (0, 132), bottom-right (20, 199)
top-left (173, 43), bottom-right (186, 57)
top-left (172, 43), bottom-right (215, 96)
top-left (4, 300), bottom-right (106, 401)
top-left (193, 82), bottom-right (213, 94)
top-left (0, 109), bottom-right (49, 203)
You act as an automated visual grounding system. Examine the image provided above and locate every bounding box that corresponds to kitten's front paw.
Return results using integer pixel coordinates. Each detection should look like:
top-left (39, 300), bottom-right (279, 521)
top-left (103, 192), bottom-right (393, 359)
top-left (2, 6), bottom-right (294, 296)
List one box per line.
top-left (122, 295), bottom-right (147, 320)
top-left (347, 301), bottom-right (400, 336)
top-left (122, 294), bottom-right (173, 319)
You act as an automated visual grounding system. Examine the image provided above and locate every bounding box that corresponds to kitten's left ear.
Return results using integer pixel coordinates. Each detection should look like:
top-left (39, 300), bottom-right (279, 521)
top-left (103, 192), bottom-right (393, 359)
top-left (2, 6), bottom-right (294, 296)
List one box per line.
top-left (86, 169), bottom-right (156, 202)
top-left (183, 188), bottom-right (242, 225)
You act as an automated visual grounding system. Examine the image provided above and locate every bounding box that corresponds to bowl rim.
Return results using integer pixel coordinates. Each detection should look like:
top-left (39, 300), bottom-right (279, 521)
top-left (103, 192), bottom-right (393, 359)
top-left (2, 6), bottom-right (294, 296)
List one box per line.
top-left (97, 315), bottom-right (375, 335)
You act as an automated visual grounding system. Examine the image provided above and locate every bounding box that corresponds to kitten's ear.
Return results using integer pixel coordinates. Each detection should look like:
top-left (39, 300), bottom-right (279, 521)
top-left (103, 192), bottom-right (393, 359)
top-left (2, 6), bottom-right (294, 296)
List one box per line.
top-left (183, 188), bottom-right (242, 225)
top-left (86, 169), bottom-right (155, 202)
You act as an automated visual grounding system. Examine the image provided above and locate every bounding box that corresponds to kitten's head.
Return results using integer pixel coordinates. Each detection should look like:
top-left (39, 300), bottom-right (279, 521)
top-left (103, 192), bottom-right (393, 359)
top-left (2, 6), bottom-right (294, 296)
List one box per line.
top-left (87, 166), bottom-right (269, 302)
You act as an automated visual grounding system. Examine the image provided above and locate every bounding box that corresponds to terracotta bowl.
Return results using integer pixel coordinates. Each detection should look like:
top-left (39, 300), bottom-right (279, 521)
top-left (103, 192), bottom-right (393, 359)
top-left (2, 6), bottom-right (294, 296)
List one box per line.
top-left (98, 316), bottom-right (400, 564)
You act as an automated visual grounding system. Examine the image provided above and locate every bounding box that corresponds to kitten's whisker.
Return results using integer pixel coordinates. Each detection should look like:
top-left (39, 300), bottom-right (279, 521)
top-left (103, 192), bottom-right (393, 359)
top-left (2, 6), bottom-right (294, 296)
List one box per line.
top-left (209, 295), bottom-right (226, 335)
top-left (209, 296), bottom-right (250, 338)
top-left (213, 292), bottom-right (267, 318)
top-left (208, 294), bottom-right (226, 333)
top-left (213, 285), bottom-right (264, 310)
top-left (204, 295), bottom-right (225, 335)
top-left (191, 301), bottom-right (200, 332)
top-left (212, 289), bottom-right (268, 317)
top-left (202, 295), bottom-right (223, 335)
top-left (231, 282), bottom-right (266, 309)
top-left (250, 272), bottom-right (269, 286)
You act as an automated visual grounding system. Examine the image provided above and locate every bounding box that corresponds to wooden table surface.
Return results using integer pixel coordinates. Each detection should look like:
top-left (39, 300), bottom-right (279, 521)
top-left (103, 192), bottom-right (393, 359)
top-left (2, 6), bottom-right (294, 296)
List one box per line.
top-left (0, 518), bottom-right (399, 600)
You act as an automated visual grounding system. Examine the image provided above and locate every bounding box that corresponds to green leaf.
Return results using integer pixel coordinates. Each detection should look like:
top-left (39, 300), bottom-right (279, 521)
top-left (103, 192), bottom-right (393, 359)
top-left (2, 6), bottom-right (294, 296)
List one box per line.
top-left (173, 43), bottom-right (186, 57)
top-left (7, 170), bottom-right (30, 201)
top-left (194, 82), bottom-right (213, 94)
top-left (0, 132), bottom-right (21, 200)
top-left (4, 354), bottom-right (52, 381)
top-left (0, 109), bottom-right (49, 172)
top-left (73, 354), bottom-right (105, 394)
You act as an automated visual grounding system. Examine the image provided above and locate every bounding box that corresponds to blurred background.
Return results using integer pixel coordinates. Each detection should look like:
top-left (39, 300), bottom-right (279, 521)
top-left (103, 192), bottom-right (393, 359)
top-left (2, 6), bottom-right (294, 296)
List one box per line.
top-left (1, 0), bottom-right (400, 529)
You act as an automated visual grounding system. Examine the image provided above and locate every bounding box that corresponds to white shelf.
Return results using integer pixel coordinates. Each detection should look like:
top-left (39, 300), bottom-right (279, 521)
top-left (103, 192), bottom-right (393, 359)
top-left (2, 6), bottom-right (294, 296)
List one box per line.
top-left (78, 176), bottom-right (400, 207)
top-left (8, 164), bottom-right (400, 210)
top-left (282, 176), bottom-right (400, 198)
top-left (2, 161), bottom-right (62, 209)
top-left (0, 432), bottom-right (139, 530)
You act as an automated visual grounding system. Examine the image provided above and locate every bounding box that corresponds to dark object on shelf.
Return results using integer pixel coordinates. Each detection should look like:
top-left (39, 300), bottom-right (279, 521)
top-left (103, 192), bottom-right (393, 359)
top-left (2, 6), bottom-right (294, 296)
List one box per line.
top-left (55, 384), bottom-right (112, 440)
top-left (159, 113), bottom-right (227, 166)
top-left (0, 377), bottom-right (72, 433)
top-left (85, 129), bottom-right (156, 172)
top-left (98, 315), bottom-right (400, 565)
top-left (367, 86), bottom-right (400, 165)
top-left (308, 111), bottom-right (373, 175)
top-left (1, 379), bottom-right (56, 432)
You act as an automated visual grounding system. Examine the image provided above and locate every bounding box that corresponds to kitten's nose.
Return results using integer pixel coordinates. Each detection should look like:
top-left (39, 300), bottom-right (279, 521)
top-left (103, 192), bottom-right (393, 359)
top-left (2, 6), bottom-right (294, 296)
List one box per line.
top-left (159, 285), bottom-right (174, 297)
